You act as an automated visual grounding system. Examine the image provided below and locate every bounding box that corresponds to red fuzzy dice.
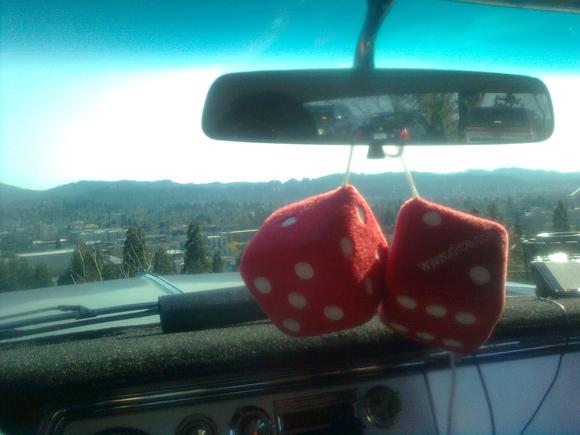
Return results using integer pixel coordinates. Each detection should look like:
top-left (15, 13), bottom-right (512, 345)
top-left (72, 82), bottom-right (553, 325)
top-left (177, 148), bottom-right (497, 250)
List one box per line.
top-left (241, 185), bottom-right (388, 336)
top-left (380, 197), bottom-right (508, 353)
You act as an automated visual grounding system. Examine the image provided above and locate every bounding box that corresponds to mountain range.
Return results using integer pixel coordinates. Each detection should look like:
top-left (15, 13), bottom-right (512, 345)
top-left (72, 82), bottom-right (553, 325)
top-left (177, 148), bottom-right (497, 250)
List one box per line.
top-left (1, 168), bottom-right (579, 207)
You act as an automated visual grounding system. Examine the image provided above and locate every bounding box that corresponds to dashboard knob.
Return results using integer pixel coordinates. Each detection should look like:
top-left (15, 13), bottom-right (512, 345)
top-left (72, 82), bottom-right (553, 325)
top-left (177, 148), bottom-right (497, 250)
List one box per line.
top-left (175, 414), bottom-right (217, 435)
top-left (229, 406), bottom-right (273, 435)
top-left (360, 385), bottom-right (402, 428)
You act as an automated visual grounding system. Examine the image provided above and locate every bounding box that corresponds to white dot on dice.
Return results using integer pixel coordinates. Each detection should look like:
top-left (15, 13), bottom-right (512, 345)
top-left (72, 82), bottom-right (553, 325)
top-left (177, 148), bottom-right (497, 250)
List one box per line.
top-left (426, 304), bottom-right (447, 317)
top-left (455, 311), bottom-right (477, 325)
top-left (397, 295), bottom-right (417, 309)
top-left (341, 237), bottom-right (353, 256)
top-left (324, 305), bottom-right (344, 321)
top-left (443, 338), bottom-right (463, 348)
top-left (254, 277), bottom-right (272, 294)
top-left (422, 211), bottom-right (442, 226)
top-left (282, 318), bottom-right (301, 332)
top-left (470, 266), bottom-right (491, 285)
top-left (294, 262), bottom-right (314, 280)
top-left (281, 216), bottom-right (297, 227)
top-left (364, 278), bottom-right (373, 296)
top-left (416, 331), bottom-right (435, 340)
top-left (288, 292), bottom-right (307, 309)
top-left (356, 205), bottom-right (366, 224)
top-left (390, 322), bottom-right (408, 332)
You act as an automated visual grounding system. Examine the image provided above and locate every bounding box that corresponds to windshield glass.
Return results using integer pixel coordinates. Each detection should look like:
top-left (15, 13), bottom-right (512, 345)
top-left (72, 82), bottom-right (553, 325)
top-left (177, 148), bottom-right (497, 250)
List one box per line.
top-left (1, 1), bottom-right (579, 319)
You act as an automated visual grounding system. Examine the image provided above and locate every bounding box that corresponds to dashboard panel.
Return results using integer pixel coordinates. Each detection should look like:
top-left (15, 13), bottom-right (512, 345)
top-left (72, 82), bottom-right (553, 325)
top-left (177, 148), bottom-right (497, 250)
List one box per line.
top-left (44, 347), bottom-right (580, 435)
top-left (1, 296), bottom-right (578, 435)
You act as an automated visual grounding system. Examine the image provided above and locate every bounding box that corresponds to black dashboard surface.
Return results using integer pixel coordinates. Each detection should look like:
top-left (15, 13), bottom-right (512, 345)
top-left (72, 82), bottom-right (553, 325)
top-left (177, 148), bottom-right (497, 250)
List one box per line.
top-left (0, 296), bottom-right (579, 433)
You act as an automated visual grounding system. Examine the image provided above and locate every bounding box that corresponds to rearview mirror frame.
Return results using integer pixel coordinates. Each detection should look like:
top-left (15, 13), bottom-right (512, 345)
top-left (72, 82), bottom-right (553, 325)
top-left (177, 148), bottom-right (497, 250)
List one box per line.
top-left (202, 69), bottom-right (554, 146)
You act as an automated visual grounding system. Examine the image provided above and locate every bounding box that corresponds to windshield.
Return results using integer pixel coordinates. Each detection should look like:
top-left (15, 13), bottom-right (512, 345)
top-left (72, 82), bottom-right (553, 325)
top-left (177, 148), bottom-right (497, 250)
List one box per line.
top-left (1, 1), bottom-right (579, 320)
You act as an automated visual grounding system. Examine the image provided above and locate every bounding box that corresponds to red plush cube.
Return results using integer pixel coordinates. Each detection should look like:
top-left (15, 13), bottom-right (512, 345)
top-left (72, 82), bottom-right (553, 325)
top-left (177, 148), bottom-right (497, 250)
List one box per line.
top-left (380, 197), bottom-right (508, 353)
top-left (241, 185), bottom-right (388, 336)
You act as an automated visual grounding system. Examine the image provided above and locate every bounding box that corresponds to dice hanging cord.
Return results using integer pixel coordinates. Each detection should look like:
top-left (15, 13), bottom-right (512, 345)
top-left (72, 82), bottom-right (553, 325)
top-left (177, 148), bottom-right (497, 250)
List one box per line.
top-left (422, 369), bottom-right (441, 435)
top-left (519, 297), bottom-right (569, 435)
top-left (472, 354), bottom-right (496, 435)
top-left (343, 145), bottom-right (355, 186)
top-left (383, 145), bottom-right (420, 197)
top-left (446, 351), bottom-right (457, 435)
top-left (399, 153), bottom-right (420, 198)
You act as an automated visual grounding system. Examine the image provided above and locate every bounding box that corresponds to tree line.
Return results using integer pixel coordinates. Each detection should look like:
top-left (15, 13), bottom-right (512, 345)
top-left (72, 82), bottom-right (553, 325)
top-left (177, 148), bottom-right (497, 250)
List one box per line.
top-left (0, 220), bottom-right (223, 293)
top-left (0, 199), bottom-right (574, 293)
top-left (57, 221), bottom-right (221, 285)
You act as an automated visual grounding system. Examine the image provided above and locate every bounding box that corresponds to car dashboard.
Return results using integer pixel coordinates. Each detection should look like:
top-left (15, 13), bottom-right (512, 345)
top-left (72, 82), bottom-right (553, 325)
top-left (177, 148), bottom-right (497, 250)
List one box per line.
top-left (0, 294), bottom-right (579, 435)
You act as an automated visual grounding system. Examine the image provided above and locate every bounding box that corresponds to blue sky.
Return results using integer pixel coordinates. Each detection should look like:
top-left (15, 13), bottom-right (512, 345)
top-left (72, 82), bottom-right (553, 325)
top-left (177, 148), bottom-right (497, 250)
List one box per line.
top-left (1, 0), bottom-right (579, 189)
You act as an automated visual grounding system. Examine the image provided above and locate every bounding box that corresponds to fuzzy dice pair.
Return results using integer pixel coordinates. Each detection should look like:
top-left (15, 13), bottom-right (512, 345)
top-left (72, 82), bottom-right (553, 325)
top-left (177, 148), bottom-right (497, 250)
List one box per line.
top-left (240, 186), bottom-right (508, 353)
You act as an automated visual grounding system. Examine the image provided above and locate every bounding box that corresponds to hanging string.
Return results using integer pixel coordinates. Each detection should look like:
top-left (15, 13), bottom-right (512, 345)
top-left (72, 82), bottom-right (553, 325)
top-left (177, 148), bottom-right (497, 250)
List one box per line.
top-left (422, 369), bottom-right (441, 435)
top-left (473, 354), bottom-right (497, 435)
top-left (383, 145), bottom-right (420, 198)
top-left (519, 297), bottom-right (570, 435)
top-left (400, 152), bottom-right (420, 198)
top-left (447, 352), bottom-right (458, 435)
top-left (343, 145), bottom-right (355, 186)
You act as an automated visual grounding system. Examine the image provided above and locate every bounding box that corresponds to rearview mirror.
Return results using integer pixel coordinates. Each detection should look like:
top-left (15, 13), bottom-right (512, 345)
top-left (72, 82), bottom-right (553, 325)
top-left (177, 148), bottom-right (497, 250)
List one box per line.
top-left (202, 69), bottom-right (554, 145)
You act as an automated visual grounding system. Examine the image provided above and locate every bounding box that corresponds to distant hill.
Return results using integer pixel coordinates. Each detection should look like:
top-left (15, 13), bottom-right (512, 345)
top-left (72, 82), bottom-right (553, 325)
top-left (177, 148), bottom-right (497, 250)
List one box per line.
top-left (1, 168), bottom-right (579, 208)
top-left (0, 183), bottom-right (40, 204)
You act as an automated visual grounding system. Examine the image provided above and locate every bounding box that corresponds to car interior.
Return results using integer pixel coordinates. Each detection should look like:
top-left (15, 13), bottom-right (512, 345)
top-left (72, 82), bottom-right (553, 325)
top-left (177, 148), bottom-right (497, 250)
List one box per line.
top-left (0, 1), bottom-right (579, 434)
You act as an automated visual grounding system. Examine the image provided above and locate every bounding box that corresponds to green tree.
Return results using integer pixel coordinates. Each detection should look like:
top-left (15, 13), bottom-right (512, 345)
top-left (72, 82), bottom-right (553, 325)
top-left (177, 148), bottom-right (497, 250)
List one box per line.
top-left (416, 93), bottom-right (458, 138)
top-left (486, 201), bottom-right (502, 222)
top-left (494, 93), bottom-right (523, 109)
top-left (507, 220), bottom-right (530, 283)
top-left (0, 257), bottom-right (54, 291)
top-left (234, 248), bottom-right (244, 272)
top-left (152, 247), bottom-right (176, 275)
top-left (553, 200), bottom-right (570, 232)
top-left (211, 252), bottom-right (224, 273)
top-left (32, 264), bottom-right (53, 288)
top-left (101, 261), bottom-right (121, 281)
top-left (13, 258), bottom-right (34, 289)
top-left (182, 221), bottom-right (209, 274)
top-left (122, 226), bottom-right (150, 277)
top-left (0, 259), bottom-right (13, 292)
top-left (0, 256), bottom-right (34, 291)
top-left (59, 243), bottom-right (104, 285)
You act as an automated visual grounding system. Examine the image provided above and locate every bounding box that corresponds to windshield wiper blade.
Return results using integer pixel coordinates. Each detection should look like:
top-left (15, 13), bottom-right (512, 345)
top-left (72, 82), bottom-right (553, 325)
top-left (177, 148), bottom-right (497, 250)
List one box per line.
top-left (0, 302), bottom-right (159, 338)
top-left (0, 287), bottom-right (267, 341)
top-left (0, 308), bottom-right (160, 340)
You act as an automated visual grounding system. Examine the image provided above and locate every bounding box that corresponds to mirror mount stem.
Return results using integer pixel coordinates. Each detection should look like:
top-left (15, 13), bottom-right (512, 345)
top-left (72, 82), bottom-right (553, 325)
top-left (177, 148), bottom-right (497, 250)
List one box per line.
top-left (356, 0), bottom-right (396, 158)
top-left (354, 0), bottom-right (396, 71)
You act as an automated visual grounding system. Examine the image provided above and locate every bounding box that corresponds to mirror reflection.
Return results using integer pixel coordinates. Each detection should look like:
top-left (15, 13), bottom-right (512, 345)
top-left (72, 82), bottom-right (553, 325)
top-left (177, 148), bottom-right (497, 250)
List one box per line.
top-left (301, 92), bottom-right (552, 145)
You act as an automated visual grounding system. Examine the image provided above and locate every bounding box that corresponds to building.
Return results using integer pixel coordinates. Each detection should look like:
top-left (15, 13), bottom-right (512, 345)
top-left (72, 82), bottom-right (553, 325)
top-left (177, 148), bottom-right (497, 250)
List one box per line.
top-left (16, 249), bottom-right (75, 277)
top-left (225, 229), bottom-right (258, 243)
top-left (205, 234), bottom-right (228, 256)
top-left (203, 229), bottom-right (258, 257)
top-left (72, 228), bottom-right (127, 244)
top-left (38, 223), bottom-right (58, 242)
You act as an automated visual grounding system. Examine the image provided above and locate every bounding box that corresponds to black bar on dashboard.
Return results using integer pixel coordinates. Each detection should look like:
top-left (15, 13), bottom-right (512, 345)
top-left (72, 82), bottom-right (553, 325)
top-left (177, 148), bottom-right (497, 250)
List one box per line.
top-left (158, 287), bottom-right (267, 334)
